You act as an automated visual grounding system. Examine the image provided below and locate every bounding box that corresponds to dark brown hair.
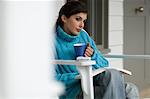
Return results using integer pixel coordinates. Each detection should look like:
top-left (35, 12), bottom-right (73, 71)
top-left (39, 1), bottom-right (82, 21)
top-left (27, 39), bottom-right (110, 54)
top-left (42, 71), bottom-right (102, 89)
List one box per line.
top-left (56, 1), bottom-right (87, 28)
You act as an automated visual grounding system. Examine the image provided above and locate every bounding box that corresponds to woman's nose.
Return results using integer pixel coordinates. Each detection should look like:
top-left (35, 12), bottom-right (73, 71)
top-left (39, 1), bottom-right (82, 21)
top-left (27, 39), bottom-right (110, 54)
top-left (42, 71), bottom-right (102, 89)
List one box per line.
top-left (79, 21), bottom-right (84, 28)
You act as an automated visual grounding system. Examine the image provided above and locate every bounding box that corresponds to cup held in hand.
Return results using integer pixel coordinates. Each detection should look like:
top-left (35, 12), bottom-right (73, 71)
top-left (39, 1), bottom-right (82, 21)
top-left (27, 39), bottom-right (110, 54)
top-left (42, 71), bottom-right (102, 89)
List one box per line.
top-left (74, 43), bottom-right (87, 57)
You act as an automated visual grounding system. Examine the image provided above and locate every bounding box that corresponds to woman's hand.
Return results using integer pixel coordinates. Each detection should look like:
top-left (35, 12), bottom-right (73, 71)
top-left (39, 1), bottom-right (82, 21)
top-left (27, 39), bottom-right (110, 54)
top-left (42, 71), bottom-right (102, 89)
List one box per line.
top-left (84, 43), bottom-right (94, 57)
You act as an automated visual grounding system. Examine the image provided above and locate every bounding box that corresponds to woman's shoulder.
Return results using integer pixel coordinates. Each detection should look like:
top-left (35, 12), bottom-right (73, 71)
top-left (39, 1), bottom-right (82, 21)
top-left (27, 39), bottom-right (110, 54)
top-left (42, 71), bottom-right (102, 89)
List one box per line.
top-left (79, 29), bottom-right (93, 42)
top-left (80, 29), bottom-right (90, 38)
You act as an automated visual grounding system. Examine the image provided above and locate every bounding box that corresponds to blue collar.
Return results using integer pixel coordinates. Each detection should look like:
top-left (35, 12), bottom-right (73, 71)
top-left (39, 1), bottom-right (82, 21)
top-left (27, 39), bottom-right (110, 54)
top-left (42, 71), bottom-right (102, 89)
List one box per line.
top-left (56, 26), bottom-right (80, 42)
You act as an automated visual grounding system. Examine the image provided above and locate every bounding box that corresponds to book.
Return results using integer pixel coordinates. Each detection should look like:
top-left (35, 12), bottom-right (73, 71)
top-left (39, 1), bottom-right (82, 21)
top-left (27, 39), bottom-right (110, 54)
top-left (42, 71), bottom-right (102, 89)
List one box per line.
top-left (93, 67), bottom-right (132, 76)
top-left (76, 67), bottom-right (132, 79)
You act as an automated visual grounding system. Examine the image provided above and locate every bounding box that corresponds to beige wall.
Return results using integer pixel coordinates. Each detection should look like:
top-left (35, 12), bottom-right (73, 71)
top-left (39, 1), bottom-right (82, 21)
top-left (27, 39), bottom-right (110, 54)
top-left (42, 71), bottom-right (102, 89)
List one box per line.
top-left (124, 0), bottom-right (150, 90)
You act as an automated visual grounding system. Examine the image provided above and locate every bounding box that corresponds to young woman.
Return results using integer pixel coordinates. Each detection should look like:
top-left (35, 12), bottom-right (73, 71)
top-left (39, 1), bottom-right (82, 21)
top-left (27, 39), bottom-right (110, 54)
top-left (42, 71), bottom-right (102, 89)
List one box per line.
top-left (54, 1), bottom-right (139, 99)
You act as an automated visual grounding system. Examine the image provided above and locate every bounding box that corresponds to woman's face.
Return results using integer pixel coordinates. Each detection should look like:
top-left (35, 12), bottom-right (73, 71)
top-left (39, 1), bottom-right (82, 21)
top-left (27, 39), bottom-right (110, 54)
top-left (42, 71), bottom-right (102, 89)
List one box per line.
top-left (61, 12), bottom-right (87, 36)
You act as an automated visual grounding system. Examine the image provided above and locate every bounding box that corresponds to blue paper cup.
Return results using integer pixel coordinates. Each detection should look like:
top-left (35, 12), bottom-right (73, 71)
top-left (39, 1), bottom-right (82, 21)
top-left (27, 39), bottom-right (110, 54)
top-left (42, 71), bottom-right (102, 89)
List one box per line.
top-left (74, 43), bottom-right (87, 57)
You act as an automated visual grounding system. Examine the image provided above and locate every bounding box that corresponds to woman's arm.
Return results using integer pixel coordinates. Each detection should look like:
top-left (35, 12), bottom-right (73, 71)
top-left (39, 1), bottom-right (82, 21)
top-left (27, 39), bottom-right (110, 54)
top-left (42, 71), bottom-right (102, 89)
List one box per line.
top-left (55, 66), bottom-right (79, 86)
top-left (81, 29), bottom-right (109, 69)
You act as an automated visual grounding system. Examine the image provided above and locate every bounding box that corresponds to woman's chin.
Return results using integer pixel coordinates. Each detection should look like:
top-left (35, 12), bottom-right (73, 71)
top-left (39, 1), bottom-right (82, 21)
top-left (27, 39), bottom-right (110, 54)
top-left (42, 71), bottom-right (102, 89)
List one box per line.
top-left (71, 32), bottom-right (79, 36)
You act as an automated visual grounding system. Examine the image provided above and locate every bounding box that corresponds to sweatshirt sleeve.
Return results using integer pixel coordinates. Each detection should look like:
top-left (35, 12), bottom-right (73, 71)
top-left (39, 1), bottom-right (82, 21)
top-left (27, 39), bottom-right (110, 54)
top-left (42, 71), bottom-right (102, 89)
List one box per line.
top-left (90, 39), bottom-right (109, 69)
top-left (80, 29), bottom-right (109, 69)
top-left (54, 50), bottom-right (79, 86)
top-left (55, 65), bottom-right (79, 86)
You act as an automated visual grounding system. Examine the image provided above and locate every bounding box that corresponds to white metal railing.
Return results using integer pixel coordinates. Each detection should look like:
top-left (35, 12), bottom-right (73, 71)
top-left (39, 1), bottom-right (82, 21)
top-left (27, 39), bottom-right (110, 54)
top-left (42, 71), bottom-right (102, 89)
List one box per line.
top-left (104, 54), bottom-right (150, 59)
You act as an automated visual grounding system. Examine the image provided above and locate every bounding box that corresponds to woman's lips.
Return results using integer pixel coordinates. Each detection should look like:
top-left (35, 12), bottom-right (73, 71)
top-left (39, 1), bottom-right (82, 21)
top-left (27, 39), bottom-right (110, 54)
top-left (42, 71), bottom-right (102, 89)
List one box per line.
top-left (76, 29), bottom-right (81, 32)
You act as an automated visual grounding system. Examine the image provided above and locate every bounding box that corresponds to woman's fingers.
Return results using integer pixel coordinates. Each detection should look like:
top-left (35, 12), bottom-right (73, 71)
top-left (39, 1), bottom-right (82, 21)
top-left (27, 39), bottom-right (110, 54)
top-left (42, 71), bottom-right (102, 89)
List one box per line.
top-left (87, 42), bottom-right (90, 47)
top-left (84, 46), bottom-right (94, 57)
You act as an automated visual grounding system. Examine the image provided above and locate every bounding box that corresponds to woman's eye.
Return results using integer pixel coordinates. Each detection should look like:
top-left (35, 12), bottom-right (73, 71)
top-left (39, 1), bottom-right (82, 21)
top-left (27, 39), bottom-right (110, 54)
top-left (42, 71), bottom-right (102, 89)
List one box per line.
top-left (83, 20), bottom-right (87, 23)
top-left (76, 17), bottom-right (81, 21)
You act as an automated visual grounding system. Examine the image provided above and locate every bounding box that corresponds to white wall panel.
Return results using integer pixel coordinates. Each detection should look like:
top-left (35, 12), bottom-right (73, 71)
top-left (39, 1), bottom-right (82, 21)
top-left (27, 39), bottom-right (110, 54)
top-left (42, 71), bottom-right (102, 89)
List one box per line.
top-left (107, 58), bottom-right (123, 69)
top-left (109, 1), bottom-right (123, 16)
top-left (109, 0), bottom-right (124, 68)
top-left (109, 45), bottom-right (123, 53)
top-left (109, 16), bottom-right (123, 31)
top-left (109, 31), bottom-right (123, 46)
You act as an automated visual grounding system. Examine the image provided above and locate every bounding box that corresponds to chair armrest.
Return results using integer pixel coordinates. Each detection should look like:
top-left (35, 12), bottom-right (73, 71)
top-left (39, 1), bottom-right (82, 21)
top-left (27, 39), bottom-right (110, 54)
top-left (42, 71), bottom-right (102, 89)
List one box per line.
top-left (52, 59), bottom-right (132, 99)
top-left (52, 60), bottom-right (96, 66)
top-left (52, 59), bottom-right (96, 99)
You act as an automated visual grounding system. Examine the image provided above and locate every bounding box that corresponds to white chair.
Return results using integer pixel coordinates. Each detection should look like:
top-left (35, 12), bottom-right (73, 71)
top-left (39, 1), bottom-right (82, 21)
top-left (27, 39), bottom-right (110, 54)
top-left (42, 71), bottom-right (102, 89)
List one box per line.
top-left (52, 54), bottom-right (150, 99)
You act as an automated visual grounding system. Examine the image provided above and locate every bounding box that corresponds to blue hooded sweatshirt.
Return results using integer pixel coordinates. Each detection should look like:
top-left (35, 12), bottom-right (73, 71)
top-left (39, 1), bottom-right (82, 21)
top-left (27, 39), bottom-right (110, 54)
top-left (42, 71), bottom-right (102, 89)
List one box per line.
top-left (55, 26), bottom-right (108, 99)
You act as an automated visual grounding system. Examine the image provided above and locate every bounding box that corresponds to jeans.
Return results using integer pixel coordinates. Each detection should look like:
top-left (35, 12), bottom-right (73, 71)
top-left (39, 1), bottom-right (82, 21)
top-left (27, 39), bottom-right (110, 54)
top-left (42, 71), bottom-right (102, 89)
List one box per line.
top-left (125, 82), bottom-right (139, 99)
top-left (76, 69), bottom-right (139, 99)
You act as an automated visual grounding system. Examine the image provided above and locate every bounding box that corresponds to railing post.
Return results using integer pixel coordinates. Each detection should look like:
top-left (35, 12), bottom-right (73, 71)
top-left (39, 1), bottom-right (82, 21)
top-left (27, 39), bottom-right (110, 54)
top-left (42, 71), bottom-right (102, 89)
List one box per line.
top-left (77, 65), bottom-right (94, 99)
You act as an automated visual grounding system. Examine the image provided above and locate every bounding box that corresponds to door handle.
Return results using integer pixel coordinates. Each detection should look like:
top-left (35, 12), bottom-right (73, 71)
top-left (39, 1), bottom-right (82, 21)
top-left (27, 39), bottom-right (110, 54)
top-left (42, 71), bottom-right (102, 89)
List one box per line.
top-left (135, 6), bottom-right (144, 13)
